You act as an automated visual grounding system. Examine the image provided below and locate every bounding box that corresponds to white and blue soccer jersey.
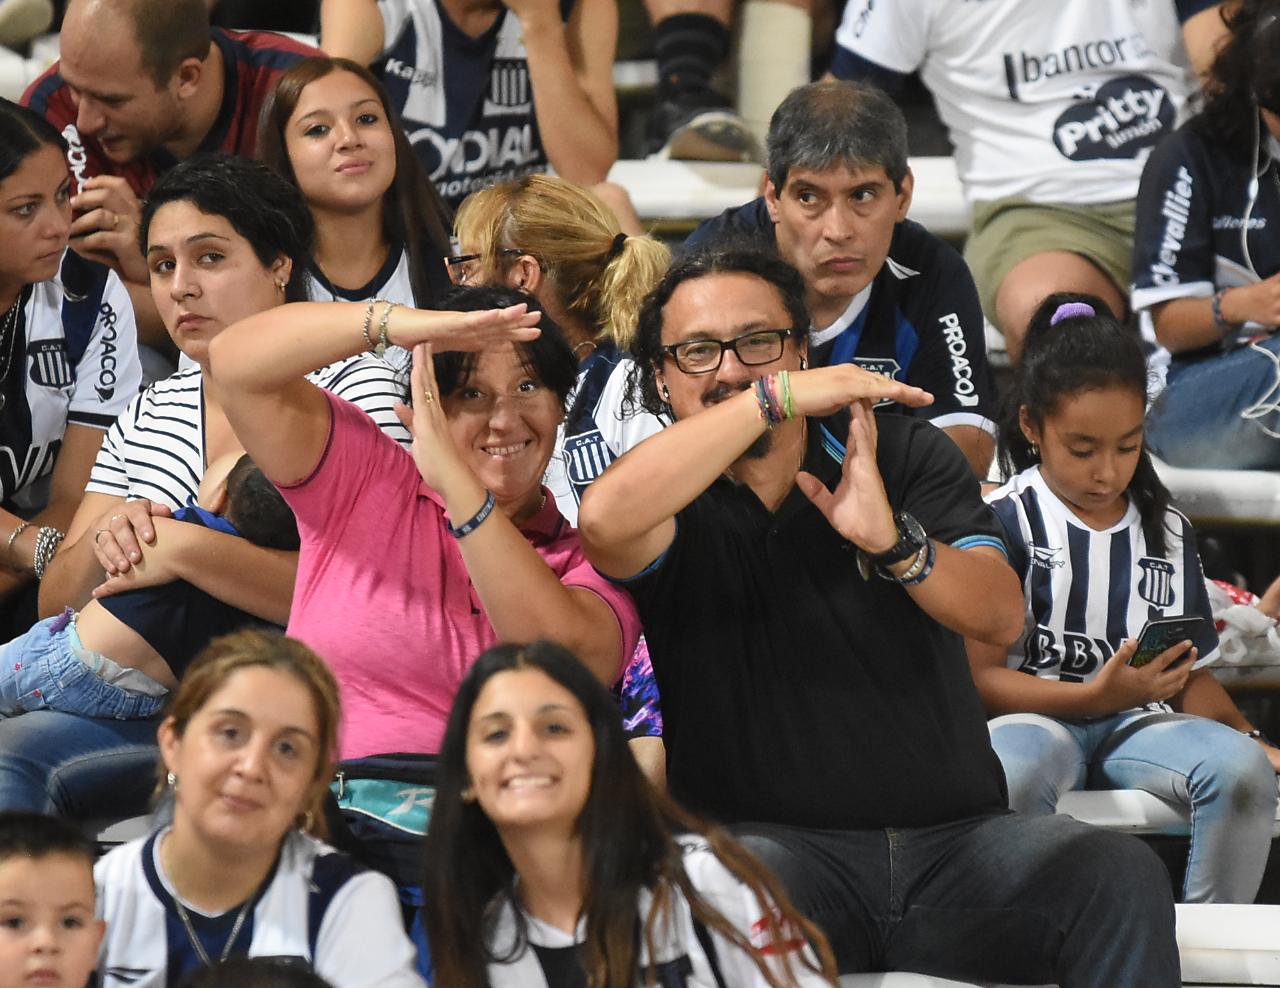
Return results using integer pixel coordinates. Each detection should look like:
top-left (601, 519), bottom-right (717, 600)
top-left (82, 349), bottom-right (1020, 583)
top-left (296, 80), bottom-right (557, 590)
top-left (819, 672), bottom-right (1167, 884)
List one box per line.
top-left (986, 466), bottom-right (1218, 687)
top-left (304, 247), bottom-right (419, 375)
top-left (95, 830), bottom-right (425, 988)
top-left (485, 838), bottom-right (829, 988)
top-left (0, 251), bottom-right (140, 515)
top-left (375, 0), bottom-right (572, 210)
top-left (544, 343), bottom-right (666, 526)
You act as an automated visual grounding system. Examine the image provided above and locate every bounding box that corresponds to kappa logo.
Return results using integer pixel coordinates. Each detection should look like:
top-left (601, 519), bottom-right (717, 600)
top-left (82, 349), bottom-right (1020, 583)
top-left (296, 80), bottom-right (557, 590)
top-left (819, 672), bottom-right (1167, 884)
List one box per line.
top-left (28, 340), bottom-right (71, 389)
top-left (1137, 556), bottom-right (1176, 608)
top-left (1028, 544), bottom-right (1065, 570)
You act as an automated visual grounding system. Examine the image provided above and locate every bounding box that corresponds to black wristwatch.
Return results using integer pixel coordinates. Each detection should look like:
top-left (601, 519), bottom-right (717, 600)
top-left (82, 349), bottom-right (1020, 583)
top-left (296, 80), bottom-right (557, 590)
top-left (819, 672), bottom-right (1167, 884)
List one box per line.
top-left (857, 512), bottom-right (928, 580)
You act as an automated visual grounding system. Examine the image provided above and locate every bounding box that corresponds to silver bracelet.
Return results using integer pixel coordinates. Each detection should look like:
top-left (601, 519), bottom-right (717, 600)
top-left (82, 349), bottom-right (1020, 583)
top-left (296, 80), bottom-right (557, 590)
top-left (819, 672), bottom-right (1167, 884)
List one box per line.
top-left (5, 520), bottom-right (30, 560)
top-left (32, 526), bottom-right (64, 581)
top-left (374, 301), bottom-right (398, 360)
top-left (360, 298), bottom-right (378, 352)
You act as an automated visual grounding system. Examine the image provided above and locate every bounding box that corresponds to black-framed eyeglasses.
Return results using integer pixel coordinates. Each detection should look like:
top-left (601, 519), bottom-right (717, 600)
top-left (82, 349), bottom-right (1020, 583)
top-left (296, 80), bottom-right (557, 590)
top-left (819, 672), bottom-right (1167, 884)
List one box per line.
top-left (444, 248), bottom-right (525, 285)
top-left (661, 328), bottom-right (802, 374)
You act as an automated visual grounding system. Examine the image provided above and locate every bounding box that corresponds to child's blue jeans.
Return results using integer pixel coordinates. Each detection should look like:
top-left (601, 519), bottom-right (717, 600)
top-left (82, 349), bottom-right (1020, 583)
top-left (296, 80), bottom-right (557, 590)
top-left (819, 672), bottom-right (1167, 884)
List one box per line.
top-left (0, 610), bottom-right (168, 721)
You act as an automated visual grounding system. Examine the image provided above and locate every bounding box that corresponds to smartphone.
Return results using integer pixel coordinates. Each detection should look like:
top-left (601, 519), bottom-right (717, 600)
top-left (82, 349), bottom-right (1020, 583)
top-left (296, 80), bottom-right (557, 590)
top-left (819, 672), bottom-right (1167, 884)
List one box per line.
top-left (1128, 615), bottom-right (1204, 669)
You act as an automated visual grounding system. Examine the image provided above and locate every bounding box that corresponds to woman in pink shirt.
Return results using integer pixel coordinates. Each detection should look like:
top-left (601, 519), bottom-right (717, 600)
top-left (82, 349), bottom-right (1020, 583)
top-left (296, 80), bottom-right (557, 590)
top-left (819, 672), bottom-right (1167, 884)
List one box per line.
top-left (205, 285), bottom-right (641, 759)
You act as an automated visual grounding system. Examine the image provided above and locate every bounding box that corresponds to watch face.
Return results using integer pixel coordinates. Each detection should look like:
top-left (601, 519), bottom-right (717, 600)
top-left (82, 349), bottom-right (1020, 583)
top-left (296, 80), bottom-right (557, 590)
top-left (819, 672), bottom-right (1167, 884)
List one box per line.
top-left (874, 512), bottom-right (927, 566)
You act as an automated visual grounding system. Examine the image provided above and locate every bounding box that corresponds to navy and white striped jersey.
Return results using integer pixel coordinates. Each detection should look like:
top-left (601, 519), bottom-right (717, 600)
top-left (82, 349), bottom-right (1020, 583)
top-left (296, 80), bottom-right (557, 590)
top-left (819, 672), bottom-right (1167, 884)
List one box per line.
top-left (304, 247), bottom-right (419, 375)
top-left (986, 466), bottom-right (1218, 685)
top-left (1, 252), bottom-right (140, 515)
top-left (544, 342), bottom-right (666, 526)
top-left (86, 357), bottom-right (410, 509)
top-left (484, 838), bottom-right (828, 988)
top-left (95, 830), bottom-right (424, 988)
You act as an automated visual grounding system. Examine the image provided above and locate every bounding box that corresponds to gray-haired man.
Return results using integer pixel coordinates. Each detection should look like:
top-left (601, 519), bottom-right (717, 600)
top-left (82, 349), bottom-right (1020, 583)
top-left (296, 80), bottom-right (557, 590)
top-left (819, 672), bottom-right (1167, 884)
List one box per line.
top-left (686, 80), bottom-right (996, 476)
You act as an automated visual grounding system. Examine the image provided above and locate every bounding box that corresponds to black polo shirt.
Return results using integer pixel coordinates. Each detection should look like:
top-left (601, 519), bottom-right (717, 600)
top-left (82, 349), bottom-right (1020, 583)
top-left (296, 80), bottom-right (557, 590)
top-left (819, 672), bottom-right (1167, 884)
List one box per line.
top-left (620, 412), bottom-right (1009, 829)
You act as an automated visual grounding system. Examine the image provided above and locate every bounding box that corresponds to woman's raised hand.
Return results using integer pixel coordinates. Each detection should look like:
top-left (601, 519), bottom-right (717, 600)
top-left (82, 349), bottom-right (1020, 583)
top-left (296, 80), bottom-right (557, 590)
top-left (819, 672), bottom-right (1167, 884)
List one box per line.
top-left (394, 343), bottom-right (473, 498)
top-left (787, 363), bottom-right (933, 419)
top-left (388, 302), bottom-right (542, 353)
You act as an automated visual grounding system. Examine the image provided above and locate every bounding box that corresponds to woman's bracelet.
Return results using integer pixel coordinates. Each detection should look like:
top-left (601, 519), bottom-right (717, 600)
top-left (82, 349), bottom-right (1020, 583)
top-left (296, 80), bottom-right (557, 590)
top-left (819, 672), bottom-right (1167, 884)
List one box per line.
top-left (449, 491), bottom-right (497, 539)
top-left (362, 298), bottom-right (393, 357)
top-left (1211, 288), bottom-right (1240, 337)
top-left (32, 526), bottom-right (65, 580)
top-left (375, 301), bottom-right (398, 359)
top-left (5, 521), bottom-right (30, 563)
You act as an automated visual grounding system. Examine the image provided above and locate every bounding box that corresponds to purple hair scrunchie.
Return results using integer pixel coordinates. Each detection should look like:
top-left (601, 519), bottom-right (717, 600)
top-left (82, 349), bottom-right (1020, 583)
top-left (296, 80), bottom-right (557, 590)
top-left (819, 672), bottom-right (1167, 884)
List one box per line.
top-left (1049, 302), bottom-right (1096, 326)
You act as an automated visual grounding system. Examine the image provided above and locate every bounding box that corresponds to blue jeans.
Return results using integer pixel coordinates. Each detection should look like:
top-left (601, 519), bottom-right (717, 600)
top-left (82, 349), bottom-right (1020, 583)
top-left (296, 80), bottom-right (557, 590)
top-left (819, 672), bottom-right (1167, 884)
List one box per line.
top-left (989, 710), bottom-right (1277, 903)
top-left (1146, 337), bottom-right (1280, 469)
top-left (733, 812), bottom-right (1179, 987)
top-left (0, 611), bottom-right (167, 721)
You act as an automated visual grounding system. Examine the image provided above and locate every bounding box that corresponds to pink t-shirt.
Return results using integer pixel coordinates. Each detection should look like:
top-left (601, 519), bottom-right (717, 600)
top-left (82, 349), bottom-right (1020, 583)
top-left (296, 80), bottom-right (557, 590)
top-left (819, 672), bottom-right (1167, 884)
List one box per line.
top-left (280, 393), bottom-right (642, 759)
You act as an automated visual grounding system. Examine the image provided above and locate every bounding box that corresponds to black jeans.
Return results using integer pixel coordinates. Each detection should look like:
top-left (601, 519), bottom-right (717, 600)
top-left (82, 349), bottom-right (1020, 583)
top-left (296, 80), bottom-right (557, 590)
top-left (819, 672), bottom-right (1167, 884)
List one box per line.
top-left (733, 811), bottom-right (1179, 987)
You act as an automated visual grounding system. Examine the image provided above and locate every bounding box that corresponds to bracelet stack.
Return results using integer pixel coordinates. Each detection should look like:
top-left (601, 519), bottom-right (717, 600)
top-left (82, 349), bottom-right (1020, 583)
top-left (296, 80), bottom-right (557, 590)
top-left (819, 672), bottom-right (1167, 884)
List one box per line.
top-left (753, 371), bottom-right (794, 427)
top-left (892, 538), bottom-right (936, 586)
top-left (449, 491), bottom-right (497, 539)
top-left (32, 526), bottom-right (64, 580)
top-left (1211, 288), bottom-right (1240, 338)
top-left (361, 298), bottom-right (393, 358)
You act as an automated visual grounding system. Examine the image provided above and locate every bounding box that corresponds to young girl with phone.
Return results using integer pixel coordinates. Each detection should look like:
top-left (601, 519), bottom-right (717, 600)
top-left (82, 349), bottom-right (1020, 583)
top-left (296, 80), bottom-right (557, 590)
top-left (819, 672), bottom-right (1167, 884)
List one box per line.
top-left (968, 294), bottom-right (1280, 903)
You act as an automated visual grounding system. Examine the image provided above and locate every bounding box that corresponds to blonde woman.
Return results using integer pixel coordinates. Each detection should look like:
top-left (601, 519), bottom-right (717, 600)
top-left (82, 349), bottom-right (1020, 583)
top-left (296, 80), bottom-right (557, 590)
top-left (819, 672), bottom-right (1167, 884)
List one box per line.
top-left (452, 174), bottom-right (671, 525)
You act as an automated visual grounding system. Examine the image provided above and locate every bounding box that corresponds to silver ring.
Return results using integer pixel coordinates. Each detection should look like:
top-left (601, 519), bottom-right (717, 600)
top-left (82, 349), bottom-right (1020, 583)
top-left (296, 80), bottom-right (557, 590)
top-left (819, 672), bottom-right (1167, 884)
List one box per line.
top-left (93, 529), bottom-right (109, 545)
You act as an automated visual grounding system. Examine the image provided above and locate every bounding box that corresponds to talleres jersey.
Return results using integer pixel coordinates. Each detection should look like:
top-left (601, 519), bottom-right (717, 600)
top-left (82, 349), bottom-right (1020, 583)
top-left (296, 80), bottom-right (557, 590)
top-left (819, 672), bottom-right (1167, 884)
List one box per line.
top-left (0, 251), bottom-right (140, 514)
top-left (832, 0), bottom-right (1214, 204)
top-left (376, 0), bottom-right (572, 210)
top-left (95, 830), bottom-right (424, 988)
top-left (986, 466), bottom-right (1218, 687)
top-left (484, 838), bottom-right (830, 988)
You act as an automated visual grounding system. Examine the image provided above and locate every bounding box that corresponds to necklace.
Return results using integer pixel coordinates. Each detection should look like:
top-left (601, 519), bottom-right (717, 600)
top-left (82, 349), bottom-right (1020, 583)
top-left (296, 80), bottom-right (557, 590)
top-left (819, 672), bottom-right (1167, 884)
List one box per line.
top-left (0, 295), bottom-right (22, 414)
top-left (571, 339), bottom-right (598, 359)
top-left (172, 894), bottom-right (254, 967)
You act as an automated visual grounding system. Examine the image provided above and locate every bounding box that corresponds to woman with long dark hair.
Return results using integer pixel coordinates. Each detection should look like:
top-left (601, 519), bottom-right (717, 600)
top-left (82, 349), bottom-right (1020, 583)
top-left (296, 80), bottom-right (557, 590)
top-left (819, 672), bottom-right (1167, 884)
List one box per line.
top-left (0, 98), bottom-right (142, 634)
top-left (423, 640), bottom-right (837, 988)
top-left (1131, 0), bottom-right (1280, 468)
top-left (257, 55), bottom-right (452, 370)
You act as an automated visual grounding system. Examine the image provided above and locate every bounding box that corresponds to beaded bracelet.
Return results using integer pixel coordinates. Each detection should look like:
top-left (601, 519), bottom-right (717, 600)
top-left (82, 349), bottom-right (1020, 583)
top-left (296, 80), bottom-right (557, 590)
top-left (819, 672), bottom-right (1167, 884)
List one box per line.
top-left (374, 301), bottom-right (398, 359)
top-left (449, 491), bottom-right (497, 539)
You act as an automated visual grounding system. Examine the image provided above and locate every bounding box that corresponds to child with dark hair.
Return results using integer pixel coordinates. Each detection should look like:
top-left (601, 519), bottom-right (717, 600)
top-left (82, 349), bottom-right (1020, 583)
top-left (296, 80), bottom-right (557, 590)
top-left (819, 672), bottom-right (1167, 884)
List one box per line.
top-left (0, 454), bottom-right (299, 720)
top-left (0, 810), bottom-right (103, 988)
top-left (968, 293), bottom-right (1280, 904)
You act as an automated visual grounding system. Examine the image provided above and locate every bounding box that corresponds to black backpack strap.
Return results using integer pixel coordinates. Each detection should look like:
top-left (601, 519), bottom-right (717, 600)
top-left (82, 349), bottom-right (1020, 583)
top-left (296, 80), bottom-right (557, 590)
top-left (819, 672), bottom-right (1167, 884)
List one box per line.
top-left (691, 918), bottom-right (728, 988)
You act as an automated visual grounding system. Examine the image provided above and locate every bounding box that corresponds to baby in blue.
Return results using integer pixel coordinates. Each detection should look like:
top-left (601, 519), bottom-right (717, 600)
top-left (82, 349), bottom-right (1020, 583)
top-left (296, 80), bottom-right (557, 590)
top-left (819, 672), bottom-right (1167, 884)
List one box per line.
top-left (0, 454), bottom-right (298, 720)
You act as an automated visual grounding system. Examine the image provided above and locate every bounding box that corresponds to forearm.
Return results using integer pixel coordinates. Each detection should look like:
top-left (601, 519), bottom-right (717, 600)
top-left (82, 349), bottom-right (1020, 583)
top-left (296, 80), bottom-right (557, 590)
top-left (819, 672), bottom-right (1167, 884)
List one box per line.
top-left (443, 479), bottom-right (623, 684)
top-left (320, 0), bottom-right (386, 63)
top-left (522, 17), bottom-right (618, 183)
top-left (580, 389), bottom-right (766, 547)
top-left (169, 530), bottom-right (298, 625)
top-left (969, 655), bottom-right (1116, 718)
top-left (37, 526), bottom-right (106, 616)
top-left (903, 545), bottom-right (1022, 644)
top-left (1173, 668), bottom-right (1253, 729)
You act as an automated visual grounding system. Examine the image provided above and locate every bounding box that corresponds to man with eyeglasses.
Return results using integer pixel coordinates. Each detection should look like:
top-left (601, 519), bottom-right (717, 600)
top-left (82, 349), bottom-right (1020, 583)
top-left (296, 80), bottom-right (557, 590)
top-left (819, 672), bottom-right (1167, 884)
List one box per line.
top-left (578, 246), bottom-right (1182, 986)
top-left (685, 79), bottom-right (996, 477)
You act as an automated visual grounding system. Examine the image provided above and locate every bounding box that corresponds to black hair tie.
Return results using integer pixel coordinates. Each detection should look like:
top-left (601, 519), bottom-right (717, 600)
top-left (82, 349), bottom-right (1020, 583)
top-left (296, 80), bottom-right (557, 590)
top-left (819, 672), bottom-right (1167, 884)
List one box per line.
top-left (606, 232), bottom-right (627, 261)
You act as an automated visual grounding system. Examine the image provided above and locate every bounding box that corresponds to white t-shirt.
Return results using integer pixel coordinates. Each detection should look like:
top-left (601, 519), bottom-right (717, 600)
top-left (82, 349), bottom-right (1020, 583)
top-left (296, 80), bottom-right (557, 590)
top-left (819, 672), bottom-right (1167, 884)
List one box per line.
top-left (304, 247), bottom-right (416, 374)
top-left (95, 829), bottom-right (425, 988)
top-left (1, 253), bottom-right (141, 514)
top-left (485, 838), bottom-right (830, 988)
top-left (87, 357), bottom-right (410, 509)
top-left (833, 0), bottom-right (1211, 204)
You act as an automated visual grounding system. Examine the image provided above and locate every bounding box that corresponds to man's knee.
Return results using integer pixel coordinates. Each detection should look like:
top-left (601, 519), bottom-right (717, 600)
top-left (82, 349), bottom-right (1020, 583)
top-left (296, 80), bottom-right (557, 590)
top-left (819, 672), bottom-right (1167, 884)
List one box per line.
top-left (994, 251), bottom-right (1124, 358)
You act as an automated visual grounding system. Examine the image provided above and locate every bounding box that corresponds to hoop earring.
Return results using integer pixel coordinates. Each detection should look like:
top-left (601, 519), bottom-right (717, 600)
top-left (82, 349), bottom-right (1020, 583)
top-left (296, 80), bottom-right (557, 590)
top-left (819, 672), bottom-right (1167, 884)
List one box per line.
top-left (799, 356), bottom-right (807, 370)
top-left (166, 771), bottom-right (178, 790)
top-left (661, 384), bottom-right (670, 401)
top-left (1029, 442), bottom-right (1040, 458)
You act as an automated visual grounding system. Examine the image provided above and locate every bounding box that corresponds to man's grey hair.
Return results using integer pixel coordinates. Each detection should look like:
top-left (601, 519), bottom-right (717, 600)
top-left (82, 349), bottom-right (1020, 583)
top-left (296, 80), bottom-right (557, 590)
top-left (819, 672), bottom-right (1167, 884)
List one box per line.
top-left (766, 80), bottom-right (909, 193)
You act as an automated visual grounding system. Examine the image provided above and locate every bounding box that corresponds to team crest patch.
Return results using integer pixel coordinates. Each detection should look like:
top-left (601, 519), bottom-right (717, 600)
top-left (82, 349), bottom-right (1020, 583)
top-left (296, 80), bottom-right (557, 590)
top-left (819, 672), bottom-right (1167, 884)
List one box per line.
top-left (852, 357), bottom-right (903, 407)
top-left (27, 340), bottom-right (72, 389)
top-left (1137, 557), bottom-right (1176, 608)
top-left (565, 429), bottom-right (613, 489)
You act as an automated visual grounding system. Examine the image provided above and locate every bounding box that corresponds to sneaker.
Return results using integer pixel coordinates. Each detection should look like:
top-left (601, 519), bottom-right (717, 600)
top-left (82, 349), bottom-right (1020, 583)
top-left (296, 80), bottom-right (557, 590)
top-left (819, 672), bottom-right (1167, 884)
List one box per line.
top-left (645, 89), bottom-right (759, 162)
